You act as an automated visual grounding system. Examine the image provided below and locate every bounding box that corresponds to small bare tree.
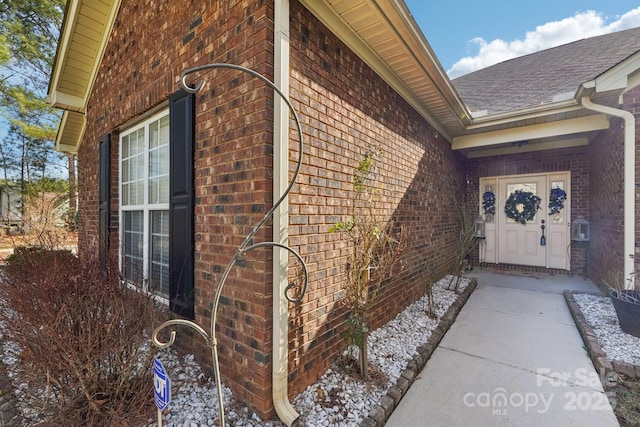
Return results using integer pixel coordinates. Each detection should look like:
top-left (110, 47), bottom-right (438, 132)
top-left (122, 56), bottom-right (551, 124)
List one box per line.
top-left (330, 150), bottom-right (406, 380)
top-left (448, 178), bottom-right (479, 292)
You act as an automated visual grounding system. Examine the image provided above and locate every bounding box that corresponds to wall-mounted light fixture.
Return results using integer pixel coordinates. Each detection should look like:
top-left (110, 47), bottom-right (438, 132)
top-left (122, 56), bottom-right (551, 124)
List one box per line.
top-left (512, 140), bottom-right (528, 148)
top-left (474, 216), bottom-right (486, 239)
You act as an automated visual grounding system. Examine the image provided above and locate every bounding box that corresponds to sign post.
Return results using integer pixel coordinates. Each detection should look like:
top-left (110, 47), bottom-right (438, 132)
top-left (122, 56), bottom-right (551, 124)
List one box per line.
top-left (153, 357), bottom-right (171, 427)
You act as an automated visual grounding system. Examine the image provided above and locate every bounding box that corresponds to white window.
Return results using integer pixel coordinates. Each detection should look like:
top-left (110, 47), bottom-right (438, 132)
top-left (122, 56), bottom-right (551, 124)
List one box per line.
top-left (120, 110), bottom-right (170, 297)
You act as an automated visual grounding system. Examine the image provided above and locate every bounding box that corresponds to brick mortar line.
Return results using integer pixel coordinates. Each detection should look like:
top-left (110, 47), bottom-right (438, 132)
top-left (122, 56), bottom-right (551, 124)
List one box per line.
top-left (563, 290), bottom-right (640, 388)
top-left (361, 278), bottom-right (478, 427)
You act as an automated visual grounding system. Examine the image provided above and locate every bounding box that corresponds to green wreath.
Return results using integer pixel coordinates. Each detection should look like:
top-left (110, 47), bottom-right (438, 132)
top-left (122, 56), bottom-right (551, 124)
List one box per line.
top-left (504, 190), bottom-right (541, 225)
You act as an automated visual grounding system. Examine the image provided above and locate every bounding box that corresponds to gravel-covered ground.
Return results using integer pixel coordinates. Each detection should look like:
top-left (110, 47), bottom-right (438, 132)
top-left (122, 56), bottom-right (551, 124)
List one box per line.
top-left (6, 279), bottom-right (639, 426)
top-left (148, 276), bottom-right (470, 427)
top-left (154, 284), bottom-right (640, 427)
top-left (573, 293), bottom-right (640, 366)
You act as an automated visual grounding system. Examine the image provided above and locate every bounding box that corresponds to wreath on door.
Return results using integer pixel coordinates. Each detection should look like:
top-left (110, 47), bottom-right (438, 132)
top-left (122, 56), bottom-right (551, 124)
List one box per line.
top-left (482, 190), bottom-right (496, 216)
top-left (548, 187), bottom-right (567, 216)
top-left (504, 189), bottom-right (541, 225)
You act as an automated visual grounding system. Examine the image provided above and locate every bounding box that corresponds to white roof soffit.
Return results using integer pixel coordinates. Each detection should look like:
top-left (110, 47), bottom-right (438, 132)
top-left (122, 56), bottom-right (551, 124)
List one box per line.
top-left (48, 0), bottom-right (122, 152)
top-left (55, 111), bottom-right (86, 155)
top-left (298, 0), bottom-right (470, 140)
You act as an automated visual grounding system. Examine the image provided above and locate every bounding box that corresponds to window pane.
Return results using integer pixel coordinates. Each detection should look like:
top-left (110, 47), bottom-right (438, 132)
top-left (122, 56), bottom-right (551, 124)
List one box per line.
top-left (137, 154), bottom-right (145, 178)
top-left (134, 128), bottom-right (145, 154)
top-left (159, 115), bottom-right (170, 145)
top-left (150, 121), bottom-right (159, 149)
top-left (129, 182), bottom-right (137, 205)
top-left (128, 131), bottom-right (137, 156)
top-left (159, 144), bottom-right (169, 175)
top-left (129, 157), bottom-right (137, 181)
top-left (158, 175), bottom-right (169, 203)
top-left (122, 134), bottom-right (130, 158)
top-left (149, 177), bottom-right (158, 204)
top-left (122, 159), bottom-right (130, 182)
top-left (137, 181), bottom-right (145, 205)
top-left (122, 183), bottom-right (130, 205)
top-left (120, 112), bottom-right (170, 297)
top-left (150, 210), bottom-right (169, 295)
top-left (123, 211), bottom-right (144, 283)
top-left (149, 149), bottom-right (159, 176)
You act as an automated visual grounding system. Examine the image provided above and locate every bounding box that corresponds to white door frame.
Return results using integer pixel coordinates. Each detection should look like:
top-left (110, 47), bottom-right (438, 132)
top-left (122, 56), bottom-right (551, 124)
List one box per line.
top-left (479, 172), bottom-right (571, 270)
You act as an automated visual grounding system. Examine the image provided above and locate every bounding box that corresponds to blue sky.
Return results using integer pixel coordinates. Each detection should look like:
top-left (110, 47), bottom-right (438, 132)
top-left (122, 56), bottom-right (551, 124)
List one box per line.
top-left (405, 1), bottom-right (640, 77)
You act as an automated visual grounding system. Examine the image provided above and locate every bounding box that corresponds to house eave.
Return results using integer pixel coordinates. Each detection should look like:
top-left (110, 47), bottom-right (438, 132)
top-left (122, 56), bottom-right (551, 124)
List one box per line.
top-left (47, 0), bottom-right (122, 153)
top-left (452, 114), bottom-right (610, 151)
top-left (55, 111), bottom-right (86, 155)
top-left (298, 0), bottom-right (471, 141)
top-left (465, 99), bottom-right (582, 130)
top-left (592, 50), bottom-right (640, 93)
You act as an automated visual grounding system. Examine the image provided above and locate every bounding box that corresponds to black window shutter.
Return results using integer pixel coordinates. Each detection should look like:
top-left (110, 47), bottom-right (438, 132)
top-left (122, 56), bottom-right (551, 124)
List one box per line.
top-left (98, 134), bottom-right (111, 272)
top-left (169, 90), bottom-right (195, 319)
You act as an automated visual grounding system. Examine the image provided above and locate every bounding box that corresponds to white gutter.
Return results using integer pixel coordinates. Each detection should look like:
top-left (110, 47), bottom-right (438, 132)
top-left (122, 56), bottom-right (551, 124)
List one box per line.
top-left (580, 95), bottom-right (636, 287)
top-left (272, 0), bottom-right (299, 425)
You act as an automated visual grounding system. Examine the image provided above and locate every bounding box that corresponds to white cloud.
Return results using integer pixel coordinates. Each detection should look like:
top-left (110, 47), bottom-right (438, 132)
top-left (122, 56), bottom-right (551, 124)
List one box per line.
top-left (448, 7), bottom-right (640, 78)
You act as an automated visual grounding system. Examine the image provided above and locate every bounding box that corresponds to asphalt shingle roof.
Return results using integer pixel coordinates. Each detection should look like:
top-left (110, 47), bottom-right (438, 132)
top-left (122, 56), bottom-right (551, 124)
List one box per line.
top-left (452, 26), bottom-right (640, 115)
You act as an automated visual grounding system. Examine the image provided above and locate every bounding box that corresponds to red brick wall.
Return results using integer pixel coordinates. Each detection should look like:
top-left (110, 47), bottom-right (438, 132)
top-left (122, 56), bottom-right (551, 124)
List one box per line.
top-left (286, 1), bottom-right (466, 397)
top-left (588, 86), bottom-right (640, 289)
top-left (588, 116), bottom-right (624, 289)
top-left (74, 0), bottom-right (640, 419)
top-left (78, 0), bottom-right (468, 419)
top-left (465, 146), bottom-right (590, 273)
top-left (627, 86), bottom-right (640, 285)
top-left (79, 0), bottom-right (279, 417)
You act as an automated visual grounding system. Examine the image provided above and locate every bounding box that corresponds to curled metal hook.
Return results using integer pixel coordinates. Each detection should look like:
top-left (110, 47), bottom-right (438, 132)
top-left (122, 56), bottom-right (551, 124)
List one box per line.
top-left (180, 63), bottom-right (304, 252)
top-left (244, 242), bottom-right (308, 303)
top-left (152, 319), bottom-right (213, 350)
top-left (153, 63), bottom-right (308, 427)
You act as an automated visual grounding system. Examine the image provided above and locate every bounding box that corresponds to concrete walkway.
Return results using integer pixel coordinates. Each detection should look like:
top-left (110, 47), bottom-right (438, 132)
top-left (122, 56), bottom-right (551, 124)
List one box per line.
top-left (386, 271), bottom-right (620, 426)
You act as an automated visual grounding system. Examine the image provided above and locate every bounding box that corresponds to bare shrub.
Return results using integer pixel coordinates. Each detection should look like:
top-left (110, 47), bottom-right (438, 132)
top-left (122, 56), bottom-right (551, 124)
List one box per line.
top-left (330, 150), bottom-right (406, 380)
top-left (0, 247), bottom-right (162, 426)
top-left (448, 178), bottom-right (479, 293)
top-left (418, 263), bottom-right (437, 318)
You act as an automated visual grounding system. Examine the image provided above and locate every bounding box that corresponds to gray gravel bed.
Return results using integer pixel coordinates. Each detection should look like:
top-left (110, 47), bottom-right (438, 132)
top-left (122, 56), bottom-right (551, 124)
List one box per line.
top-left (573, 293), bottom-right (640, 366)
top-left (2, 276), bottom-right (470, 427)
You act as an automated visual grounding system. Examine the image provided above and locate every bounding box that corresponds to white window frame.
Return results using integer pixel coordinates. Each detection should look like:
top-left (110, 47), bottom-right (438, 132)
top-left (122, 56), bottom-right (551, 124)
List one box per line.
top-left (119, 108), bottom-right (170, 300)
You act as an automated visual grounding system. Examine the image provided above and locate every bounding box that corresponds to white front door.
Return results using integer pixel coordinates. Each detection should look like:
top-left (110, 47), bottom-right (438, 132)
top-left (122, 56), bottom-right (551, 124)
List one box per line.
top-left (479, 172), bottom-right (571, 270)
top-left (497, 175), bottom-right (547, 267)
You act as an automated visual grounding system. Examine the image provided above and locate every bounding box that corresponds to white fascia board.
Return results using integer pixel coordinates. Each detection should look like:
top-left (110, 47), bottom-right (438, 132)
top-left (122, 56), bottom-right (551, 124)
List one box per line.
top-left (623, 72), bottom-right (640, 99)
top-left (55, 142), bottom-right (80, 154)
top-left (466, 101), bottom-right (581, 130)
top-left (452, 114), bottom-right (609, 150)
top-left (594, 52), bottom-right (640, 93)
top-left (47, 90), bottom-right (85, 112)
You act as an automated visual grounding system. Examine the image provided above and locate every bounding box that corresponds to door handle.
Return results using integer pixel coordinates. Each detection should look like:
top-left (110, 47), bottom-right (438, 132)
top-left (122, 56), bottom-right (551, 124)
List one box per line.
top-left (540, 219), bottom-right (546, 246)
